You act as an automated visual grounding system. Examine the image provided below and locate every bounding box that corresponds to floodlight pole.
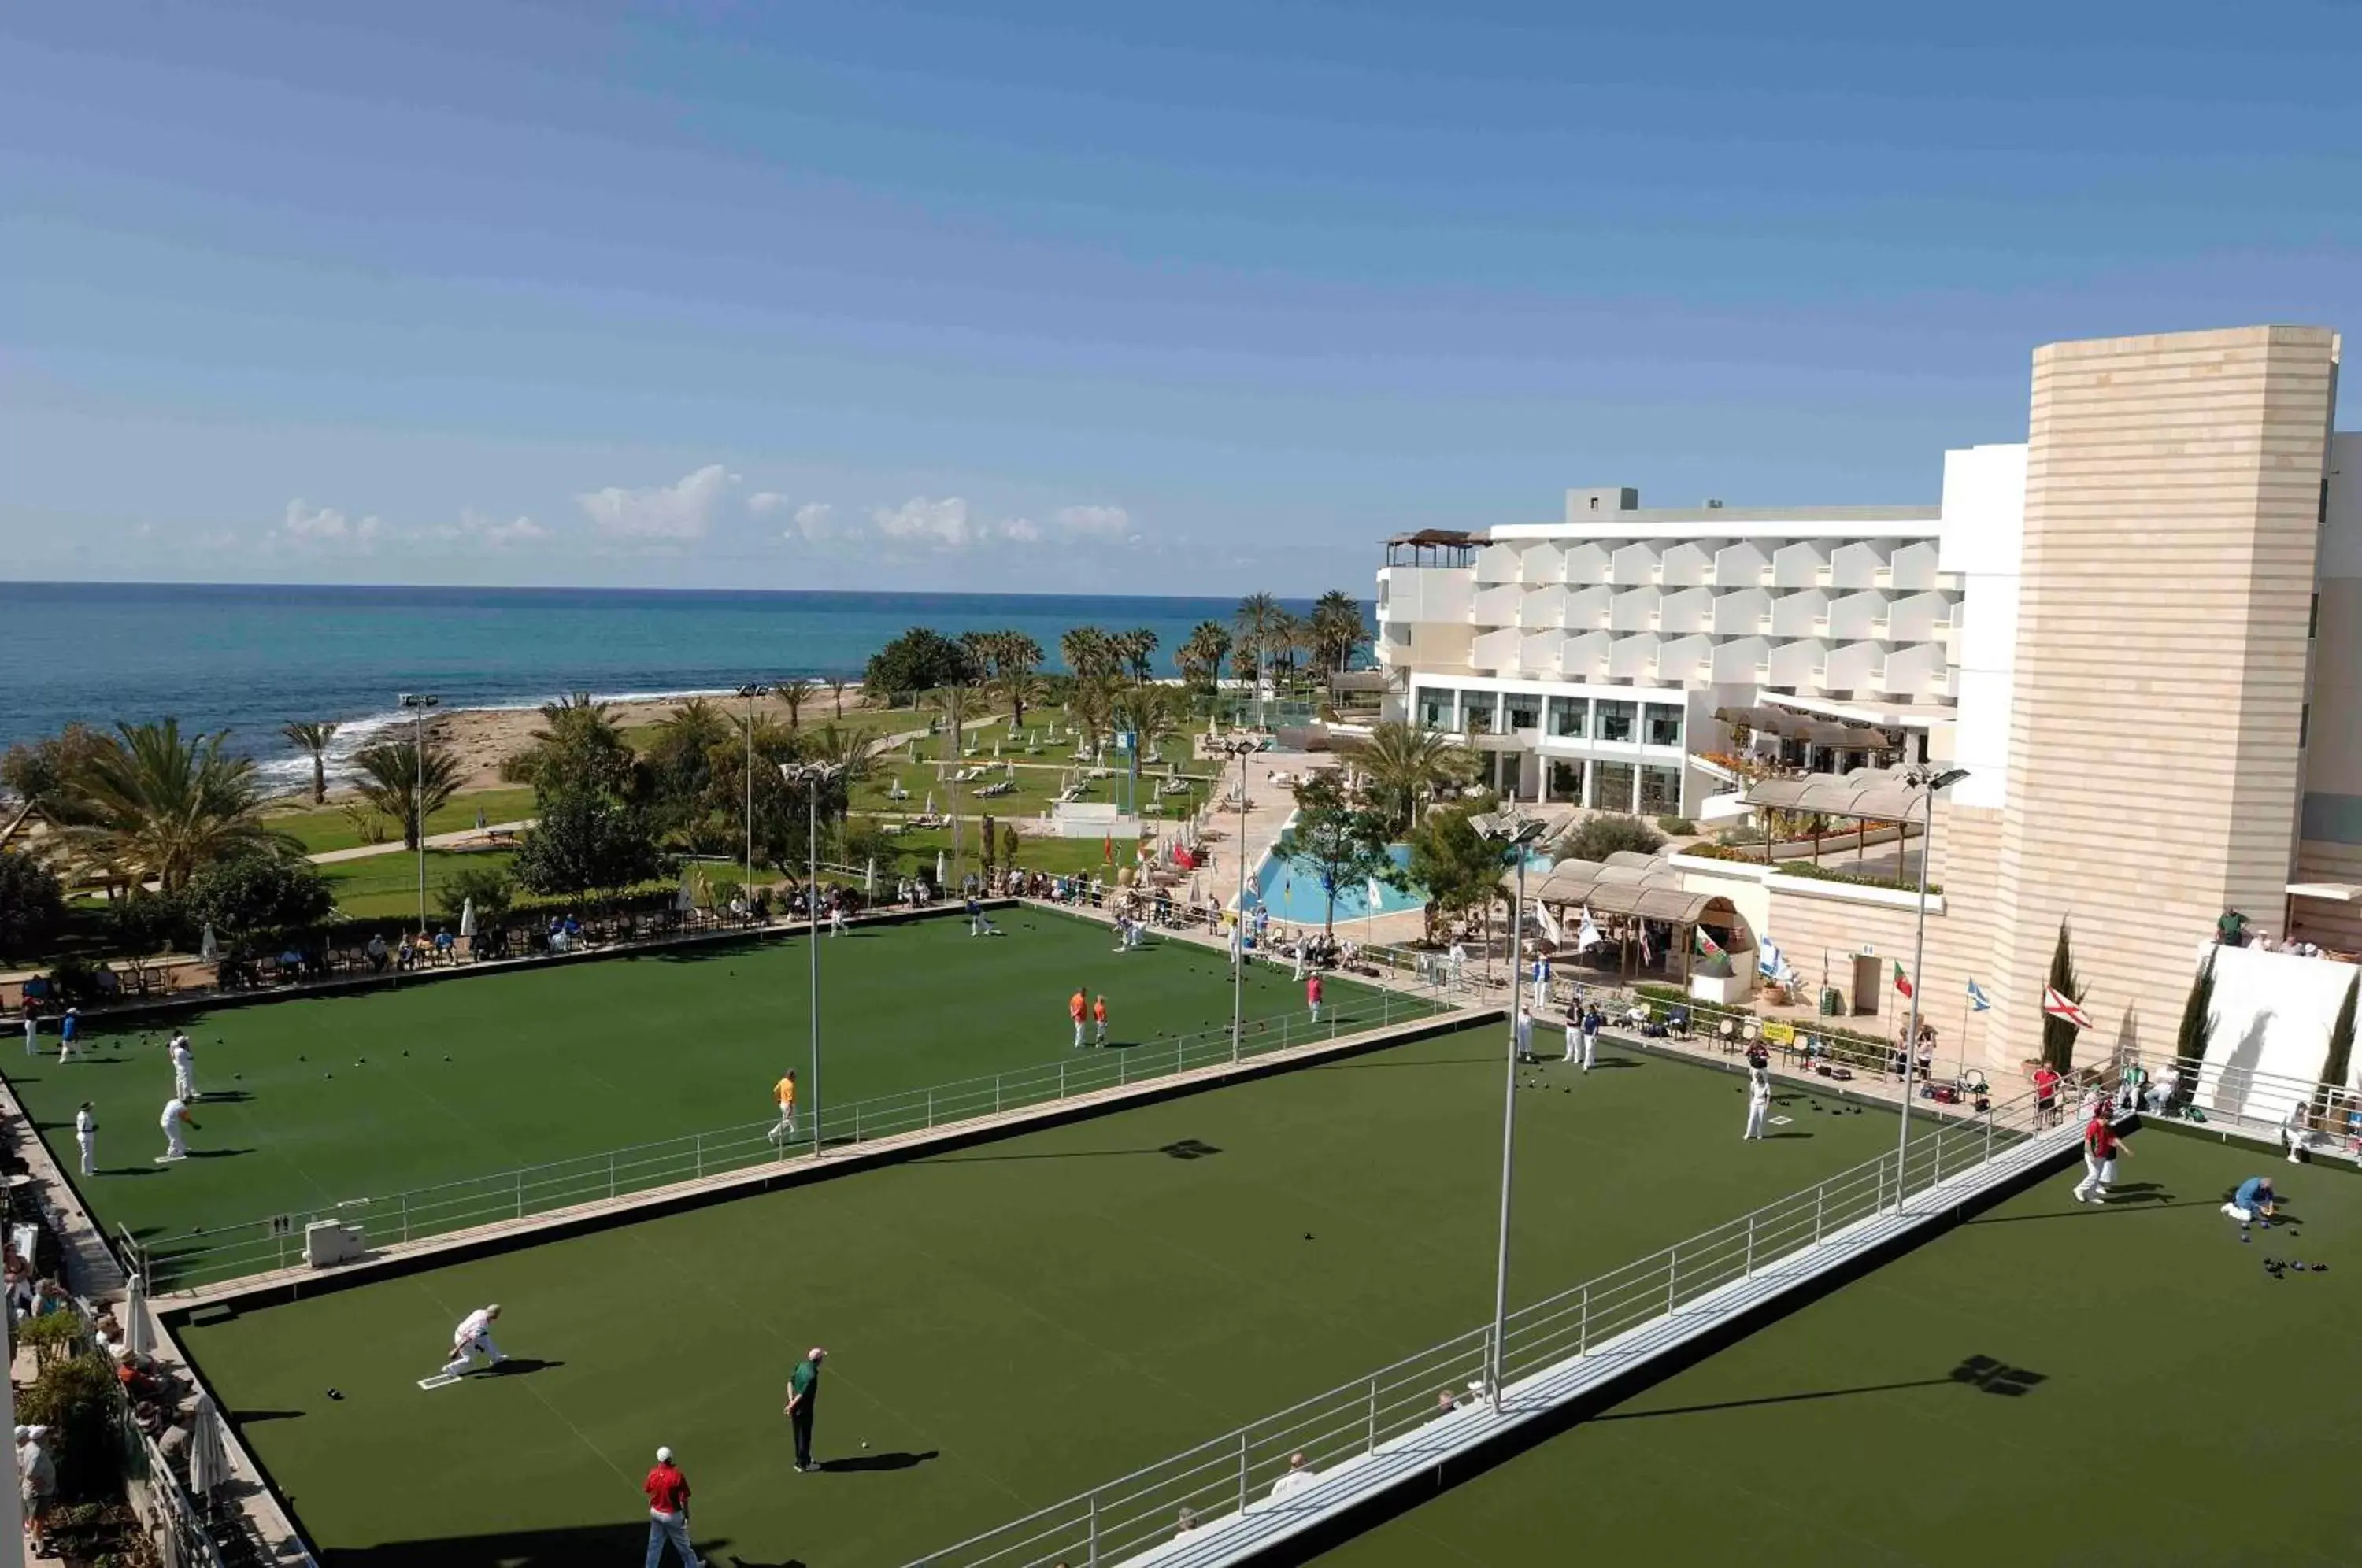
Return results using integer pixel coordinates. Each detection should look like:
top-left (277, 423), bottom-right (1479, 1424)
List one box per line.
top-left (398, 693), bottom-right (439, 935)
top-left (1894, 766), bottom-right (1966, 1211)
top-left (1223, 738), bottom-right (1257, 1066)
top-left (1478, 811), bottom-right (1538, 1412)
top-left (737, 683), bottom-right (769, 905)
top-left (783, 761), bottom-right (842, 1158)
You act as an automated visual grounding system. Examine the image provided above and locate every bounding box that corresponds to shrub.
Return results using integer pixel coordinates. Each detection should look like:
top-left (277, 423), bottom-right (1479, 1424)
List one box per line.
top-left (0, 849), bottom-right (66, 958)
top-left (1557, 814), bottom-right (1665, 863)
top-left (183, 854), bottom-right (335, 948)
top-left (1775, 861), bottom-right (1942, 896)
top-left (103, 890), bottom-right (192, 956)
top-left (43, 956), bottom-right (106, 1007)
top-left (18, 1352), bottom-right (124, 1503)
top-left (1654, 815), bottom-right (1697, 835)
top-left (436, 866), bottom-right (514, 925)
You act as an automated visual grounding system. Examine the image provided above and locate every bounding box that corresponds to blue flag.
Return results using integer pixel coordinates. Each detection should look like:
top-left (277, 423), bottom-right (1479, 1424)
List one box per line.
top-left (1967, 978), bottom-right (1991, 1012)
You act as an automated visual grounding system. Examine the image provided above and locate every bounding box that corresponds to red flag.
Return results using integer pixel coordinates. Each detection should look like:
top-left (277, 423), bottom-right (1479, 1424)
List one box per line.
top-left (1892, 960), bottom-right (1914, 1000)
top-left (2042, 987), bottom-right (2093, 1031)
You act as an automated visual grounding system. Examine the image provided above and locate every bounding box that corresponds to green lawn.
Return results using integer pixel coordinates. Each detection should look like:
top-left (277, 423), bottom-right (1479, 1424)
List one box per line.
top-left (317, 848), bottom-right (517, 919)
top-left (1316, 1129), bottom-right (2362, 1566)
top-left (268, 788), bottom-right (539, 855)
top-left (853, 760), bottom-right (1212, 821)
top-left (173, 1031), bottom-right (1907, 1566)
top-left (9, 912), bottom-right (1394, 1253)
top-left (864, 825), bottom-right (1145, 879)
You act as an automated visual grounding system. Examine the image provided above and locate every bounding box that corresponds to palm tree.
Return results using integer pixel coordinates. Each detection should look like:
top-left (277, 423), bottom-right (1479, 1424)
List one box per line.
top-left (1112, 684), bottom-right (1182, 754)
top-left (775, 677), bottom-right (822, 730)
top-left (993, 668), bottom-right (1050, 731)
top-left (1310, 590), bottom-right (1368, 675)
top-left (1234, 593), bottom-right (1282, 676)
top-left (280, 720), bottom-right (339, 804)
top-left (62, 719), bottom-right (296, 893)
top-left (1119, 628), bottom-right (1160, 684)
top-left (1176, 621), bottom-right (1232, 692)
top-left (352, 739), bottom-right (465, 852)
top-left (522, 692), bottom-right (634, 798)
top-left (1269, 609), bottom-right (1310, 685)
top-left (1067, 675), bottom-right (1116, 760)
top-left (1347, 720), bottom-right (1475, 834)
top-left (803, 724), bottom-right (890, 811)
top-left (827, 677), bottom-right (853, 719)
top-left (1061, 626), bottom-right (1121, 682)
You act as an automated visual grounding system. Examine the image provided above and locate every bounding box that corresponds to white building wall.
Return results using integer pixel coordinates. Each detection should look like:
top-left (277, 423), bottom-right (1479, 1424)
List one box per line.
top-left (1939, 442), bottom-right (2029, 812)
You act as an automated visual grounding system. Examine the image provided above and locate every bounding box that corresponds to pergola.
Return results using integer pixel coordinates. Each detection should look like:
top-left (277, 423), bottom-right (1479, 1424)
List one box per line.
top-left (1504, 849), bottom-right (1751, 985)
top-left (1742, 764), bottom-right (1944, 825)
top-left (1383, 528), bottom-right (1478, 568)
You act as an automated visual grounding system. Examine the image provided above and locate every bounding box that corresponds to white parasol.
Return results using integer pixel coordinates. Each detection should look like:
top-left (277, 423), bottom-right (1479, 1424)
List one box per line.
top-left (126, 1274), bottom-right (157, 1358)
top-left (198, 923), bottom-right (217, 963)
top-left (457, 897), bottom-right (476, 939)
top-left (188, 1392), bottom-right (231, 1503)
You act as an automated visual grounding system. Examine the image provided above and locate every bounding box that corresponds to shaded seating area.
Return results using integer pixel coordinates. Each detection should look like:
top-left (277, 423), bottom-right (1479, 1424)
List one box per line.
top-left (1510, 850), bottom-right (1753, 993)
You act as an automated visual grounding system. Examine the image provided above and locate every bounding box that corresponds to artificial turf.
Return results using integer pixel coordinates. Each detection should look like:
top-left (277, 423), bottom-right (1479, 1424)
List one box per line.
top-left (1315, 1127), bottom-right (2362, 1566)
top-left (6, 910), bottom-right (1392, 1252)
top-left (173, 1028), bottom-right (1909, 1566)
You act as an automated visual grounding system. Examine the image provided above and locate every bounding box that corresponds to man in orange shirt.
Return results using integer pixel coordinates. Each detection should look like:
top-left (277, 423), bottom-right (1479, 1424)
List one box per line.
top-left (1070, 986), bottom-right (1088, 1049)
top-left (766, 1070), bottom-right (798, 1144)
top-left (1093, 993), bottom-right (1109, 1046)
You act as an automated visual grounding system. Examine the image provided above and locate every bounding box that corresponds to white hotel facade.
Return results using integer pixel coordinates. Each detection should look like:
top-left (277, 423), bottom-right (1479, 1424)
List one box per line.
top-left (1372, 325), bottom-right (2361, 1075)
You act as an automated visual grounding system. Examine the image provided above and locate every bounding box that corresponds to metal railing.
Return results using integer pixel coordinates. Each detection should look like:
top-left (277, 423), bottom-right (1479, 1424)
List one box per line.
top-left (132, 987), bottom-right (1460, 1292)
top-left (910, 1077), bottom-right (2057, 1568)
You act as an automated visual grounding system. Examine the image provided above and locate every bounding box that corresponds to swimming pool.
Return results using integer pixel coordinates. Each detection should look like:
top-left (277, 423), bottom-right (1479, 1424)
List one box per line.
top-left (1250, 843), bottom-right (1423, 923)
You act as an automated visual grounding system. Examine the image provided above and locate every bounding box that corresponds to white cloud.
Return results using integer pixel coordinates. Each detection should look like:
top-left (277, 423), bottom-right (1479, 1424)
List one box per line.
top-left (746, 491), bottom-right (791, 517)
top-left (434, 508), bottom-right (553, 549)
top-left (576, 464), bottom-right (738, 542)
top-left (282, 499), bottom-right (384, 546)
top-left (870, 495), bottom-right (975, 549)
top-left (1057, 504), bottom-right (1131, 538)
top-left (790, 501), bottom-right (837, 540)
top-left (1001, 516), bottom-right (1042, 543)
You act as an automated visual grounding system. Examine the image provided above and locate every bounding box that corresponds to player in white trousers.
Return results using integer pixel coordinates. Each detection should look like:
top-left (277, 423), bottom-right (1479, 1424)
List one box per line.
top-left (439, 1304), bottom-right (506, 1378)
top-left (2070, 1112), bottom-right (2125, 1203)
top-left (57, 1009), bottom-right (81, 1063)
top-left (1561, 1006), bottom-right (1582, 1064)
top-left (170, 1033), bottom-right (198, 1101)
top-left (75, 1103), bottom-right (96, 1176)
top-left (156, 1098), bottom-right (197, 1163)
top-left (1513, 1007), bottom-right (1535, 1063)
top-left (1743, 1068), bottom-right (1772, 1140)
top-left (21, 1014), bottom-right (35, 1056)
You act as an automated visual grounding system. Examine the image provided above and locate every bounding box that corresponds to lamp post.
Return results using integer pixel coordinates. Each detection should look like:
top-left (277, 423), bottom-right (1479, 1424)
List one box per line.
top-left (398, 693), bottom-right (439, 934)
top-left (1894, 765), bottom-right (1968, 1210)
top-left (1472, 808), bottom-right (1546, 1412)
top-left (1217, 737), bottom-right (1262, 1064)
top-left (735, 683), bottom-right (769, 904)
top-left (781, 760), bottom-right (845, 1158)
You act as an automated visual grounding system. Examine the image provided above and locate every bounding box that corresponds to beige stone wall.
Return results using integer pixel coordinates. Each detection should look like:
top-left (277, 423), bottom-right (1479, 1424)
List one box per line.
top-left (1976, 325), bottom-right (2342, 1068)
top-left (2294, 840), bottom-right (2362, 952)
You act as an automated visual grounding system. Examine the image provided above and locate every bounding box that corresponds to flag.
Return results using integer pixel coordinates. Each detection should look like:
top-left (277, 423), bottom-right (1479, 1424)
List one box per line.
top-left (1967, 978), bottom-right (1991, 1012)
top-left (1892, 960), bottom-right (1914, 1000)
top-left (1757, 937), bottom-right (1786, 979)
top-left (2042, 987), bottom-right (2093, 1031)
top-left (1575, 906), bottom-right (1603, 953)
top-left (1102, 833), bottom-right (1114, 866)
top-left (1695, 926), bottom-right (1725, 960)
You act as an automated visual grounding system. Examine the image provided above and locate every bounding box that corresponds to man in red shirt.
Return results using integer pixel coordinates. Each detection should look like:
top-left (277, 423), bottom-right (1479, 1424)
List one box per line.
top-left (643, 1445), bottom-right (700, 1567)
top-left (1306, 972), bottom-right (1323, 1023)
top-left (2071, 1110), bottom-right (2127, 1204)
top-left (2033, 1063), bottom-right (2061, 1128)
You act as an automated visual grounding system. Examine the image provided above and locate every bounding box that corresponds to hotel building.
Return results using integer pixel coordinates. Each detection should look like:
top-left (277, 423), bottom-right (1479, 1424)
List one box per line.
top-left (1374, 325), bottom-right (2358, 1074)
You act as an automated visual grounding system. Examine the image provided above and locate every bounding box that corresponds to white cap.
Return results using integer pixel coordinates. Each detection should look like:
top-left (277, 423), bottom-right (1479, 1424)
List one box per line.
top-left (656, 1445), bottom-right (673, 1463)
top-left (809, 1346), bottom-right (827, 1360)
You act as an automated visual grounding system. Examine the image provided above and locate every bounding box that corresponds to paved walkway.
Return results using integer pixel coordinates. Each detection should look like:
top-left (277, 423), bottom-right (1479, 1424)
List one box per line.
top-left (305, 819), bottom-right (531, 864)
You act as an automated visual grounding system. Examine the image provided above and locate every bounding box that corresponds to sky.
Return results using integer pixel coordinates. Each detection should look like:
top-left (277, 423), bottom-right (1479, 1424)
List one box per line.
top-left (3, 1), bottom-right (2357, 596)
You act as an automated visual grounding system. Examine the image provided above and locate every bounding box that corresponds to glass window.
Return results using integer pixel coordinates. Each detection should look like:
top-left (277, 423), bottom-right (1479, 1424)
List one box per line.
top-left (1644, 704), bottom-right (1685, 748)
top-left (1596, 699), bottom-right (1637, 743)
top-left (1593, 761), bottom-right (1635, 811)
top-left (1505, 693), bottom-right (1542, 731)
top-left (1548, 696), bottom-right (1588, 738)
top-left (1463, 693), bottom-right (1496, 734)
top-left (1416, 687), bottom-right (1454, 730)
top-left (1638, 765), bottom-right (1681, 817)
top-left (1548, 759), bottom-right (1585, 802)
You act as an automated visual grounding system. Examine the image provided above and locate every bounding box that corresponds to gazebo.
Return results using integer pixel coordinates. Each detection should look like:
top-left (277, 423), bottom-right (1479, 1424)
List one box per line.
top-left (1505, 850), bottom-right (1753, 994)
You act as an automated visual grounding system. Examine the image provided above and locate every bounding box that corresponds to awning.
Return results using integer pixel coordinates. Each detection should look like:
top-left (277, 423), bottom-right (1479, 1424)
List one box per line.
top-left (1505, 853), bottom-right (1746, 931)
top-left (1742, 764), bottom-right (1936, 824)
top-left (2288, 882), bottom-right (2362, 904)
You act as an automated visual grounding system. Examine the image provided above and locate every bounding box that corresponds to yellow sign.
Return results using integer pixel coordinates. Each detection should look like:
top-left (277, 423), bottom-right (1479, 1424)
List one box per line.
top-left (1760, 1021), bottom-right (1796, 1045)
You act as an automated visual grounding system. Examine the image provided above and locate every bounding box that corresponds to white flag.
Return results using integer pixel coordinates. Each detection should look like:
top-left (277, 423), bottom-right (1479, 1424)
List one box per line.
top-left (1575, 905), bottom-right (1603, 953)
top-left (1758, 937), bottom-right (1785, 978)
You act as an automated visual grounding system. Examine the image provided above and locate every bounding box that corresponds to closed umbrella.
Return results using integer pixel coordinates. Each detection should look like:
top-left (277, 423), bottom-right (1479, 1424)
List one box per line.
top-left (198, 923), bottom-right (217, 963)
top-left (935, 850), bottom-right (946, 887)
top-left (673, 874), bottom-right (697, 914)
top-left (126, 1274), bottom-right (157, 1359)
top-left (924, 792), bottom-right (936, 817)
top-left (188, 1392), bottom-right (231, 1506)
top-left (457, 898), bottom-right (476, 940)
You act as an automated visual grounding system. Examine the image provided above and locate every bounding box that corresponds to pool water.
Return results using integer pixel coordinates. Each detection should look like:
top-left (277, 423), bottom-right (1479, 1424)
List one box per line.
top-left (1250, 844), bottom-right (1423, 923)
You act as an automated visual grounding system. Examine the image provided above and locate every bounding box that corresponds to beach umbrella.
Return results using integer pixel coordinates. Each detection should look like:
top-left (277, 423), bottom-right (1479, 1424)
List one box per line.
top-left (198, 923), bottom-right (217, 963)
top-left (126, 1274), bottom-right (156, 1359)
top-left (924, 792), bottom-right (936, 816)
top-left (457, 897), bottom-right (476, 939)
top-left (935, 850), bottom-right (946, 886)
top-left (188, 1392), bottom-right (231, 1505)
top-left (673, 872), bottom-right (697, 914)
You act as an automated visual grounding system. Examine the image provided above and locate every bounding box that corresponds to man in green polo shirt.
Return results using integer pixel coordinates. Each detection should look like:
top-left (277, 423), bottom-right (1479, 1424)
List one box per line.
top-left (783, 1347), bottom-right (826, 1473)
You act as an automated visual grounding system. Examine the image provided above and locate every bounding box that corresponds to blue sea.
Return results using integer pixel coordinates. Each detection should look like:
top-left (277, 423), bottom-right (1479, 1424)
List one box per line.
top-left (0, 582), bottom-right (1311, 791)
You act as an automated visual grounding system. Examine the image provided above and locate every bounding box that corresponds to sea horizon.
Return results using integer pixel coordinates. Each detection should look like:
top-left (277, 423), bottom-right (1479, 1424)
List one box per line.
top-left (0, 580), bottom-right (1345, 791)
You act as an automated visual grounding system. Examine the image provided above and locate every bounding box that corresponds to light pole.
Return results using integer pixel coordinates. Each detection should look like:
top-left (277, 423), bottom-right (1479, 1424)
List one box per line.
top-left (736, 683), bottom-right (769, 908)
top-left (1217, 737), bottom-right (1261, 1064)
top-left (1472, 808), bottom-right (1546, 1411)
top-left (782, 761), bottom-right (844, 1158)
top-left (1894, 765), bottom-right (1968, 1210)
top-left (398, 693), bottom-right (439, 934)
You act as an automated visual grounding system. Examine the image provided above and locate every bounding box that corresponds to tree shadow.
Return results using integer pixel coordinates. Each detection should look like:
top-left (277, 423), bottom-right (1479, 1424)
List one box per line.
top-left (818, 1448), bottom-right (939, 1474)
top-left (1595, 1354), bottom-right (2045, 1424)
top-left (924, 1141), bottom-right (1220, 1166)
top-left (328, 1522), bottom-right (740, 1566)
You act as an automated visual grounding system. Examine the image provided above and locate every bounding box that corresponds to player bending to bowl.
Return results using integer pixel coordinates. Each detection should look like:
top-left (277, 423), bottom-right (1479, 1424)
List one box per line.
top-left (438, 1304), bottom-right (507, 1378)
top-left (2222, 1175), bottom-right (2277, 1227)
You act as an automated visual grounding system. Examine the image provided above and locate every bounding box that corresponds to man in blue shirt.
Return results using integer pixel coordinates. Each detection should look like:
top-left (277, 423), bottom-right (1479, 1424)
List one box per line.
top-left (2223, 1175), bottom-right (2277, 1226)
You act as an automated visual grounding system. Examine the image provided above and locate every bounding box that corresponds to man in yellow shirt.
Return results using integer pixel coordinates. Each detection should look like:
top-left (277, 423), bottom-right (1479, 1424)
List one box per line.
top-left (766, 1070), bottom-right (798, 1144)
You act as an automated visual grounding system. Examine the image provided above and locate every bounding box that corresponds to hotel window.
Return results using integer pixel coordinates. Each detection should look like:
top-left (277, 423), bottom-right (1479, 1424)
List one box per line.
top-left (1548, 759), bottom-right (1586, 802)
top-left (1416, 688), bottom-right (1455, 730)
top-left (1505, 693), bottom-right (1542, 732)
top-left (1596, 698), bottom-right (1637, 743)
top-left (1464, 693), bottom-right (1496, 734)
top-left (1548, 695), bottom-right (1588, 738)
top-left (1593, 761), bottom-right (1636, 811)
top-left (1644, 703), bottom-right (1685, 748)
top-left (1638, 765), bottom-right (1681, 817)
